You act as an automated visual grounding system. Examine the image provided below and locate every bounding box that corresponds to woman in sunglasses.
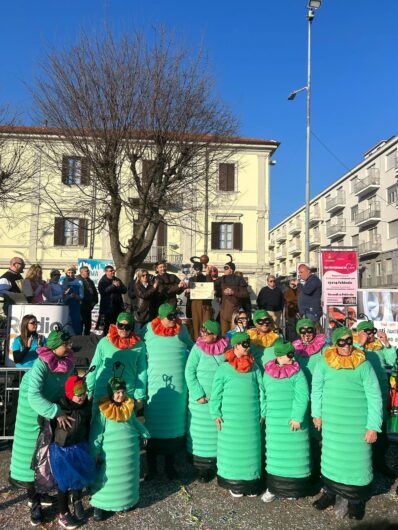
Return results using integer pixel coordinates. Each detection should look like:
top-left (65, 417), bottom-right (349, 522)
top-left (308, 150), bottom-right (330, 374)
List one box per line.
top-left (185, 320), bottom-right (229, 482)
top-left (261, 339), bottom-right (310, 503)
top-left (354, 320), bottom-right (397, 478)
top-left (311, 327), bottom-right (382, 520)
top-left (86, 312), bottom-right (147, 409)
top-left (142, 303), bottom-right (194, 480)
top-left (12, 314), bottom-right (46, 368)
top-left (225, 309), bottom-right (249, 340)
top-left (210, 332), bottom-right (265, 498)
top-left (247, 309), bottom-right (280, 372)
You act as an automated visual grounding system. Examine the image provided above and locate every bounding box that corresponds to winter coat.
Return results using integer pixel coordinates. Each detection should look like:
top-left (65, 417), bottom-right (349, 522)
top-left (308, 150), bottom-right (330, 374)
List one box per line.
top-left (284, 287), bottom-right (299, 318)
top-left (214, 275), bottom-right (249, 323)
top-left (311, 352), bottom-right (382, 486)
top-left (297, 274), bottom-right (322, 315)
top-left (50, 396), bottom-right (92, 447)
top-left (76, 275), bottom-right (98, 309)
top-left (130, 280), bottom-right (158, 324)
top-left (154, 272), bottom-right (185, 309)
top-left (98, 275), bottom-right (126, 315)
top-left (256, 286), bottom-right (284, 312)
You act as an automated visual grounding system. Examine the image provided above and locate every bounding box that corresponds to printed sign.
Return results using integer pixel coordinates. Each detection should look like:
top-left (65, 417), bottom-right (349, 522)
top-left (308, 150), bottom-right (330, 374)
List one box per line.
top-left (189, 282), bottom-right (215, 300)
top-left (321, 249), bottom-right (358, 313)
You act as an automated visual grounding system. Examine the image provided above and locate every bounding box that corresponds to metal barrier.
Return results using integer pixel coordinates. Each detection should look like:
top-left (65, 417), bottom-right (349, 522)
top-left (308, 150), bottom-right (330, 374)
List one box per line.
top-left (0, 367), bottom-right (28, 440)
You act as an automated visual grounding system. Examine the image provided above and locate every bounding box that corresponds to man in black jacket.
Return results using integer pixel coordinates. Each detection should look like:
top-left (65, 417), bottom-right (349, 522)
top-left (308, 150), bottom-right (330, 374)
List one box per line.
top-left (76, 266), bottom-right (99, 335)
top-left (256, 274), bottom-right (284, 328)
top-left (153, 260), bottom-right (185, 312)
top-left (98, 265), bottom-right (127, 336)
top-left (0, 257), bottom-right (25, 294)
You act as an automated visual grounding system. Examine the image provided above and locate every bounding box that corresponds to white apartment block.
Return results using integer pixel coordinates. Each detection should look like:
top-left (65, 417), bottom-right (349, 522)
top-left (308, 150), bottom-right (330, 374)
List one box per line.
top-left (269, 135), bottom-right (398, 288)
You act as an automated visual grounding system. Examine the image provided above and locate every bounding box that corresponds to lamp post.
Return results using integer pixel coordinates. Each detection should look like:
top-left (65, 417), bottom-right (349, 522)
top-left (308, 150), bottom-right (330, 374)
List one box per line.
top-left (288, 0), bottom-right (322, 265)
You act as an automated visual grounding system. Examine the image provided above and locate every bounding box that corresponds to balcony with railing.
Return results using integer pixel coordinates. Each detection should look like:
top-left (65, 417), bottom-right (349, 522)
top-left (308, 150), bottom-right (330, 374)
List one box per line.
top-left (269, 251), bottom-right (275, 263)
top-left (276, 229), bottom-right (287, 243)
top-left (358, 235), bottom-right (382, 257)
top-left (325, 191), bottom-right (346, 213)
top-left (355, 202), bottom-right (381, 228)
top-left (143, 246), bottom-right (183, 266)
top-left (326, 219), bottom-right (346, 239)
top-left (309, 234), bottom-right (321, 248)
top-left (309, 206), bottom-right (322, 226)
top-left (354, 171), bottom-right (380, 197)
top-left (276, 247), bottom-right (286, 260)
top-left (288, 218), bottom-right (302, 235)
top-left (289, 240), bottom-right (302, 256)
top-left (269, 237), bottom-right (275, 249)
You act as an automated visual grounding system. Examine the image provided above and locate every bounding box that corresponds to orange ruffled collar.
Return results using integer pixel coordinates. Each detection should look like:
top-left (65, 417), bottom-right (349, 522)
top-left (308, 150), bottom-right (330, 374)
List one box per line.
top-left (247, 328), bottom-right (279, 348)
top-left (352, 332), bottom-right (383, 351)
top-left (151, 316), bottom-right (181, 336)
top-left (99, 396), bottom-right (134, 422)
top-left (224, 348), bottom-right (255, 373)
top-left (324, 345), bottom-right (366, 370)
top-left (107, 324), bottom-right (140, 349)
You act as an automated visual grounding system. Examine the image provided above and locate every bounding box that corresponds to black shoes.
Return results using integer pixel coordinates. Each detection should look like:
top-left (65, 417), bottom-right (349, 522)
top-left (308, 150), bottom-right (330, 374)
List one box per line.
top-left (197, 469), bottom-right (214, 483)
top-left (93, 507), bottom-right (105, 521)
top-left (28, 493), bottom-right (56, 508)
top-left (30, 502), bottom-right (43, 527)
top-left (312, 492), bottom-right (336, 511)
top-left (348, 501), bottom-right (365, 520)
top-left (73, 499), bottom-right (85, 521)
top-left (165, 465), bottom-right (179, 480)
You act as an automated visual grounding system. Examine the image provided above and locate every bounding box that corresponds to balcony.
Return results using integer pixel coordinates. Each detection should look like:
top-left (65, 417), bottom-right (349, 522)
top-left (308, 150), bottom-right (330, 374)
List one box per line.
top-left (354, 172), bottom-right (380, 197)
top-left (276, 248), bottom-right (286, 261)
top-left (358, 235), bottom-right (382, 257)
top-left (288, 219), bottom-right (302, 235)
top-left (355, 203), bottom-right (381, 228)
top-left (309, 207), bottom-right (322, 226)
top-left (289, 241), bottom-right (302, 256)
top-left (269, 251), bottom-right (275, 263)
top-left (309, 235), bottom-right (321, 249)
top-left (269, 237), bottom-right (275, 249)
top-left (276, 229), bottom-right (287, 243)
top-left (143, 246), bottom-right (183, 266)
top-left (325, 191), bottom-right (346, 213)
top-left (327, 219), bottom-right (346, 239)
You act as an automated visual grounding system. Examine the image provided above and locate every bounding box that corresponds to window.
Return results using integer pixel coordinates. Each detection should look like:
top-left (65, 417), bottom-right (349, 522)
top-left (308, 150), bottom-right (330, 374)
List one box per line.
top-left (352, 234), bottom-right (359, 247)
top-left (376, 261), bottom-right (382, 276)
top-left (62, 156), bottom-right (90, 185)
top-left (351, 205), bottom-right (358, 221)
top-left (218, 163), bottom-right (236, 192)
top-left (388, 219), bottom-right (398, 239)
top-left (388, 184), bottom-right (398, 205)
top-left (211, 222), bottom-right (242, 250)
top-left (386, 150), bottom-right (397, 171)
top-left (385, 259), bottom-right (393, 274)
top-left (350, 176), bottom-right (358, 192)
top-left (54, 217), bottom-right (88, 246)
top-left (368, 227), bottom-right (377, 242)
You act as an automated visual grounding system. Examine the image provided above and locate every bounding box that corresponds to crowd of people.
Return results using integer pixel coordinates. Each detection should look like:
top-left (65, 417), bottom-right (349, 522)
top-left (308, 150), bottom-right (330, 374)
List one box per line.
top-left (2, 254), bottom-right (398, 528)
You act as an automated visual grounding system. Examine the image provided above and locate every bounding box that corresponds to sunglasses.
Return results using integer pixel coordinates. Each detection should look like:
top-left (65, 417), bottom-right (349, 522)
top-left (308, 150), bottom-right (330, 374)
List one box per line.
top-left (268, 280), bottom-right (276, 283)
top-left (223, 266), bottom-right (230, 270)
top-left (364, 328), bottom-right (377, 335)
top-left (166, 313), bottom-right (177, 321)
top-left (116, 322), bottom-right (132, 331)
top-left (237, 340), bottom-right (251, 349)
top-left (299, 327), bottom-right (315, 334)
top-left (237, 317), bottom-right (248, 323)
top-left (28, 320), bottom-right (38, 325)
top-left (257, 319), bottom-right (272, 325)
top-left (201, 328), bottom-right (215, 336)
top-left (336, 337), bottom-right (353, 347)
top-left (287, 352), bottom-right (295, 359)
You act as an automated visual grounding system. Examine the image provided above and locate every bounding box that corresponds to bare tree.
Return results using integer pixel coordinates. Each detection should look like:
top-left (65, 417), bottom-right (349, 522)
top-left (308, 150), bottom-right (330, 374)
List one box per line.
top-left (32, 29), bottom-right (239, 283)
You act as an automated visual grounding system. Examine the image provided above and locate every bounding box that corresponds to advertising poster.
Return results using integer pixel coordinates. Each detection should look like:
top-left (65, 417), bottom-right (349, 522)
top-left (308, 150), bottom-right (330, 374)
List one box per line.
top-left (357, 289), bottom-right (398, 348)
top-left (321, 248), bottom-right (358, 313)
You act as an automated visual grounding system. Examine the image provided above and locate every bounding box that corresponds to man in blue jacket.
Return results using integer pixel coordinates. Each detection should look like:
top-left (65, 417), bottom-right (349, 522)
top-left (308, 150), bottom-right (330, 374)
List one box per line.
top-left (296, 264), bottom-right (322, 322)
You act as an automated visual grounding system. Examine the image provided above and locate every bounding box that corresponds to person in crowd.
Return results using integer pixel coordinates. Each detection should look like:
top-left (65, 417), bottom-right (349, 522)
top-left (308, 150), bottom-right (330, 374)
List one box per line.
top-left (90, 367), bottom-right (150, 521)
top-left (185, 320), bottom-right (228, 482)
top-left (295, 264), bottom-right (322, 323)
top-left (61, 265), bottom-right (84, 335)
top-left (284, 278), bottom-right (299, 341)
top-left (225, 309), bottom-right (249, 341)
top-left (186, 257), bottom-right (213, 340)
top-left (86, 312), bottom-right (147, 408)
top-left (207, 265), bottom-right (219, 281)
top-left (76, 266), bottom-right (98, 336)
top-left (98, 265), bottom-right (127, 336)
top-left (247, 309), bottom-right (280, 371)
top-left (142, 303), bottom-right (194, 480)
top-left (46, 375), bottom-right (94, 529)
top-left (261, 339), bottom-right (311, 503)
top-left (214, 254), bottom-right (250, 336)
top-left (22, 264), bottom-right (47, 304)
top-left (12, 314), bottom-right (46, 368)
top-left (0, 256), bottom-right (25, 294)
top-left (9, 328), bottom-right (74, 527)
top-left (256, 275), bottom-right (284, 328)
top-left (128, 269), bottom-right (158, 331)
top-left (153, 259), bottom-right (186, 310)
top-left (311, 327), bottom-right (382, 521)
top-left (210, 332), bottom-right (265, 497)
top-left (354, 320), bottom-right (397, 478)
top-left (44, 269), bottom-right (63, 303)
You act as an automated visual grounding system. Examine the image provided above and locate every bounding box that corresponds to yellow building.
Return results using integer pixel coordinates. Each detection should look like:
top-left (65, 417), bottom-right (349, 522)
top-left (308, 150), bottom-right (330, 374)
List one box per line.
top-left (0, 126), bottom-right (279, 292)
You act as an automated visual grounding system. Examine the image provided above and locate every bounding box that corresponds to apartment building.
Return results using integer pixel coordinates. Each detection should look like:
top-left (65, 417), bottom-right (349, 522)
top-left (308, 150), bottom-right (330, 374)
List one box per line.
top-left (0, 126), bottom-right (279, 292)
top-left (269, 135), bottom-right (398, 288)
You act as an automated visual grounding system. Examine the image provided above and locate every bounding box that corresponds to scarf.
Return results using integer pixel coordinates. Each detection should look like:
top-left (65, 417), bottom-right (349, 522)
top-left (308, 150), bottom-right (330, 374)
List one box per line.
top-left (324, 346), bottom-right (366, 370)
top-left (107, 324), bottom-right (140, 349)
top-left (247, 328), bottom-right (279, 348)
top-left (224, 348), bottom-right (255, 373)
top-left (98, 396), bottom-right (135, 422)
top-left (293, 334), bottom-right (326, 357)
top-left (37, 346), bottom-right (74, 373)
top-left (352, 332), bottom-right (383, 351)
top-left (196, 336), bottom-right (229, 356)
top-left (264, 359), bottom-right (300, 379)
top-left (151, 316), bottom-right (181, 337)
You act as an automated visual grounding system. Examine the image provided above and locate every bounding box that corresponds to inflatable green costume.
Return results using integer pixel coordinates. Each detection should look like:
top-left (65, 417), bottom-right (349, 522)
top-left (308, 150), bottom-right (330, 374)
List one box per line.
top-left (247, 310), bottom-right (279, 372)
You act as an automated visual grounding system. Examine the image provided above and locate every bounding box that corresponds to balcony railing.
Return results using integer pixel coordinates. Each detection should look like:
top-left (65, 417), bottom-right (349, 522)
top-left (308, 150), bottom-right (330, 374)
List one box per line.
top-left (269, 238), bottom-right (275, 248)
top-left (276, 248), bottom-right (286, 260)
top-left (354, 173), bottom-right (380, 197)
top-left (309, 207), bottom-right (322, 226)
top-left (325, 191), bottom-right (346, 213)
top-left (288, 219), bottom-right (302, 235)
top-left (276, 229), bottom-right (287, 243)
top-left (326, 219), bottom-right (346, 239)
top-left (355, 203), bottom-right (381, 227)
top-left (309, 235), bottom-right (321, 248)
top-left (289, 241), bottom-right (302, 255)
top-left (143, 246), bottom-right (183, 266)
top-left (269, 251), bottom-right (275, 263)
top-left (358, 235), bottom-right (382, 257)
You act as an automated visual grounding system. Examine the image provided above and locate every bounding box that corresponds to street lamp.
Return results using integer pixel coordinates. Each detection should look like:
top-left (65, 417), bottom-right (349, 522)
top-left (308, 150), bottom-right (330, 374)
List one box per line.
top-left (288, 0), bottom-right (322, 264)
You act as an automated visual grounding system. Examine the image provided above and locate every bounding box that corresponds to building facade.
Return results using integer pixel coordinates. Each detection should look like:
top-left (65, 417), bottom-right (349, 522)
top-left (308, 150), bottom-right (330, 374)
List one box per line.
top-left (269, 135), bottom-right (398, 288)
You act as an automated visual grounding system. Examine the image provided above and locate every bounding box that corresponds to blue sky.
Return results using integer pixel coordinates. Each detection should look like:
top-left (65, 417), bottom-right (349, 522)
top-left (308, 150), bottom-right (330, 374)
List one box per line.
top-left (1, 0), bottom-right (397, 227)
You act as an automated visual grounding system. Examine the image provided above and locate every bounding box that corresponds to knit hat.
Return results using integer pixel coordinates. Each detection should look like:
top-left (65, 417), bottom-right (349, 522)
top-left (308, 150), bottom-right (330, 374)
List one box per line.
top-left (253, 309), bottom-right (271, 324)
top-left (203, 320), bottom-right (220, 336)
top-left (117, 312), bottom-right (134, 326)
top-left (158, 303), bottom-right (175, 319)
top-left (225, 253), bottom-right (236, 271)
top-left (274, 339), bottom-right (295, 357)
top-left (47, 328), bottom-right (71, 350)
top-left (296, 318), bottom-right (315, 334)
top-left (65, 375), bottom-right (87, 400)
top-left (231, 331), bottom-right (250, 346)
top-left (356, 320), bottom-right (374, 332)
top-left (332, 326), bottom-right (352, 345)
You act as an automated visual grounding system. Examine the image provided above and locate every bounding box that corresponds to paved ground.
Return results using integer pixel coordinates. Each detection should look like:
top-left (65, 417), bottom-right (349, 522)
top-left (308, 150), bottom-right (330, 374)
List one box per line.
top-left (1, 444), bottom-right (398, 530)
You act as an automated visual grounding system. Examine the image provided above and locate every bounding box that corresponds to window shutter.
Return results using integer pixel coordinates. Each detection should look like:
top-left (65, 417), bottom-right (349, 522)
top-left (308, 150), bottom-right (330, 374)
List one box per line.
top-left (61, 156), bottom-right (69, 184)
top-left (219, 164), bottom-right (227, 191)
top-left (157, 221), bottom-right (167, 247)
top-left (81, 158), bottom-right (90, 185)
top-left (211, 222), bottom-right (220, 250)
top-left (227, 164), bottom-right (235, 191)
top-left (78, 218), bottom-right (88, 247)
top-left (233, 222), bottom-right (243, 250)
top-left (54, 217), bottom-right (64, 246)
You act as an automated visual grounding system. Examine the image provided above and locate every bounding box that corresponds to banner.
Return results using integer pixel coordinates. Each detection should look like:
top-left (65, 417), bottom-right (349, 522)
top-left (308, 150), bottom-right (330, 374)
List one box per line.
top-left (321, 248), bottom-right (358, 313)
top-left (357, 289), bottom-right (398, 348)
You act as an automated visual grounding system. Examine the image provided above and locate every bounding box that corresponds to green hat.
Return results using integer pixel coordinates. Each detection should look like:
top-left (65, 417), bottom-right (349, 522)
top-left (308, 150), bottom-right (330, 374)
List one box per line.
top-left (296, 318), bottom-right (315, 334)
top-left (332, 326), bottom-right (352, 345)
top-left (117, 312), bottom-right (134, 326)
top-left (107, 376), bottom-right (127, 398)
top-left (231, 331), bottom-right (250, 346)
top-left (47, 328), bottom-right (71, 350)
top-left (158, 303), bottom-right (175, 319)
top-left (203, 320), bottom-right (220, 336)
top-left (253, 309), bottom-right (271, 324)
top-left (274, 338), bottom-right (295, 357)
top-left (356, 320), bottom-right (374, 332)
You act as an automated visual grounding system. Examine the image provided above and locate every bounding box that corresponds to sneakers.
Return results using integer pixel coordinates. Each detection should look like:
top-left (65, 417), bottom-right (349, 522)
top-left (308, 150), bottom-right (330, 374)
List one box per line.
top-left (261, 489), bottom-right (277, 503)
top-left (73, 500), bottom-right (85, 521)
top-left (30, 503), bottom-right (43, 527)
top-left (28, 493), bottom-right (56, 507)
top-left (312, 492), bottom-right (336, 511)
top-left (58, 512), bottom-right (79, 529)
top-left (229, 490), bottom-right (243, 498)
